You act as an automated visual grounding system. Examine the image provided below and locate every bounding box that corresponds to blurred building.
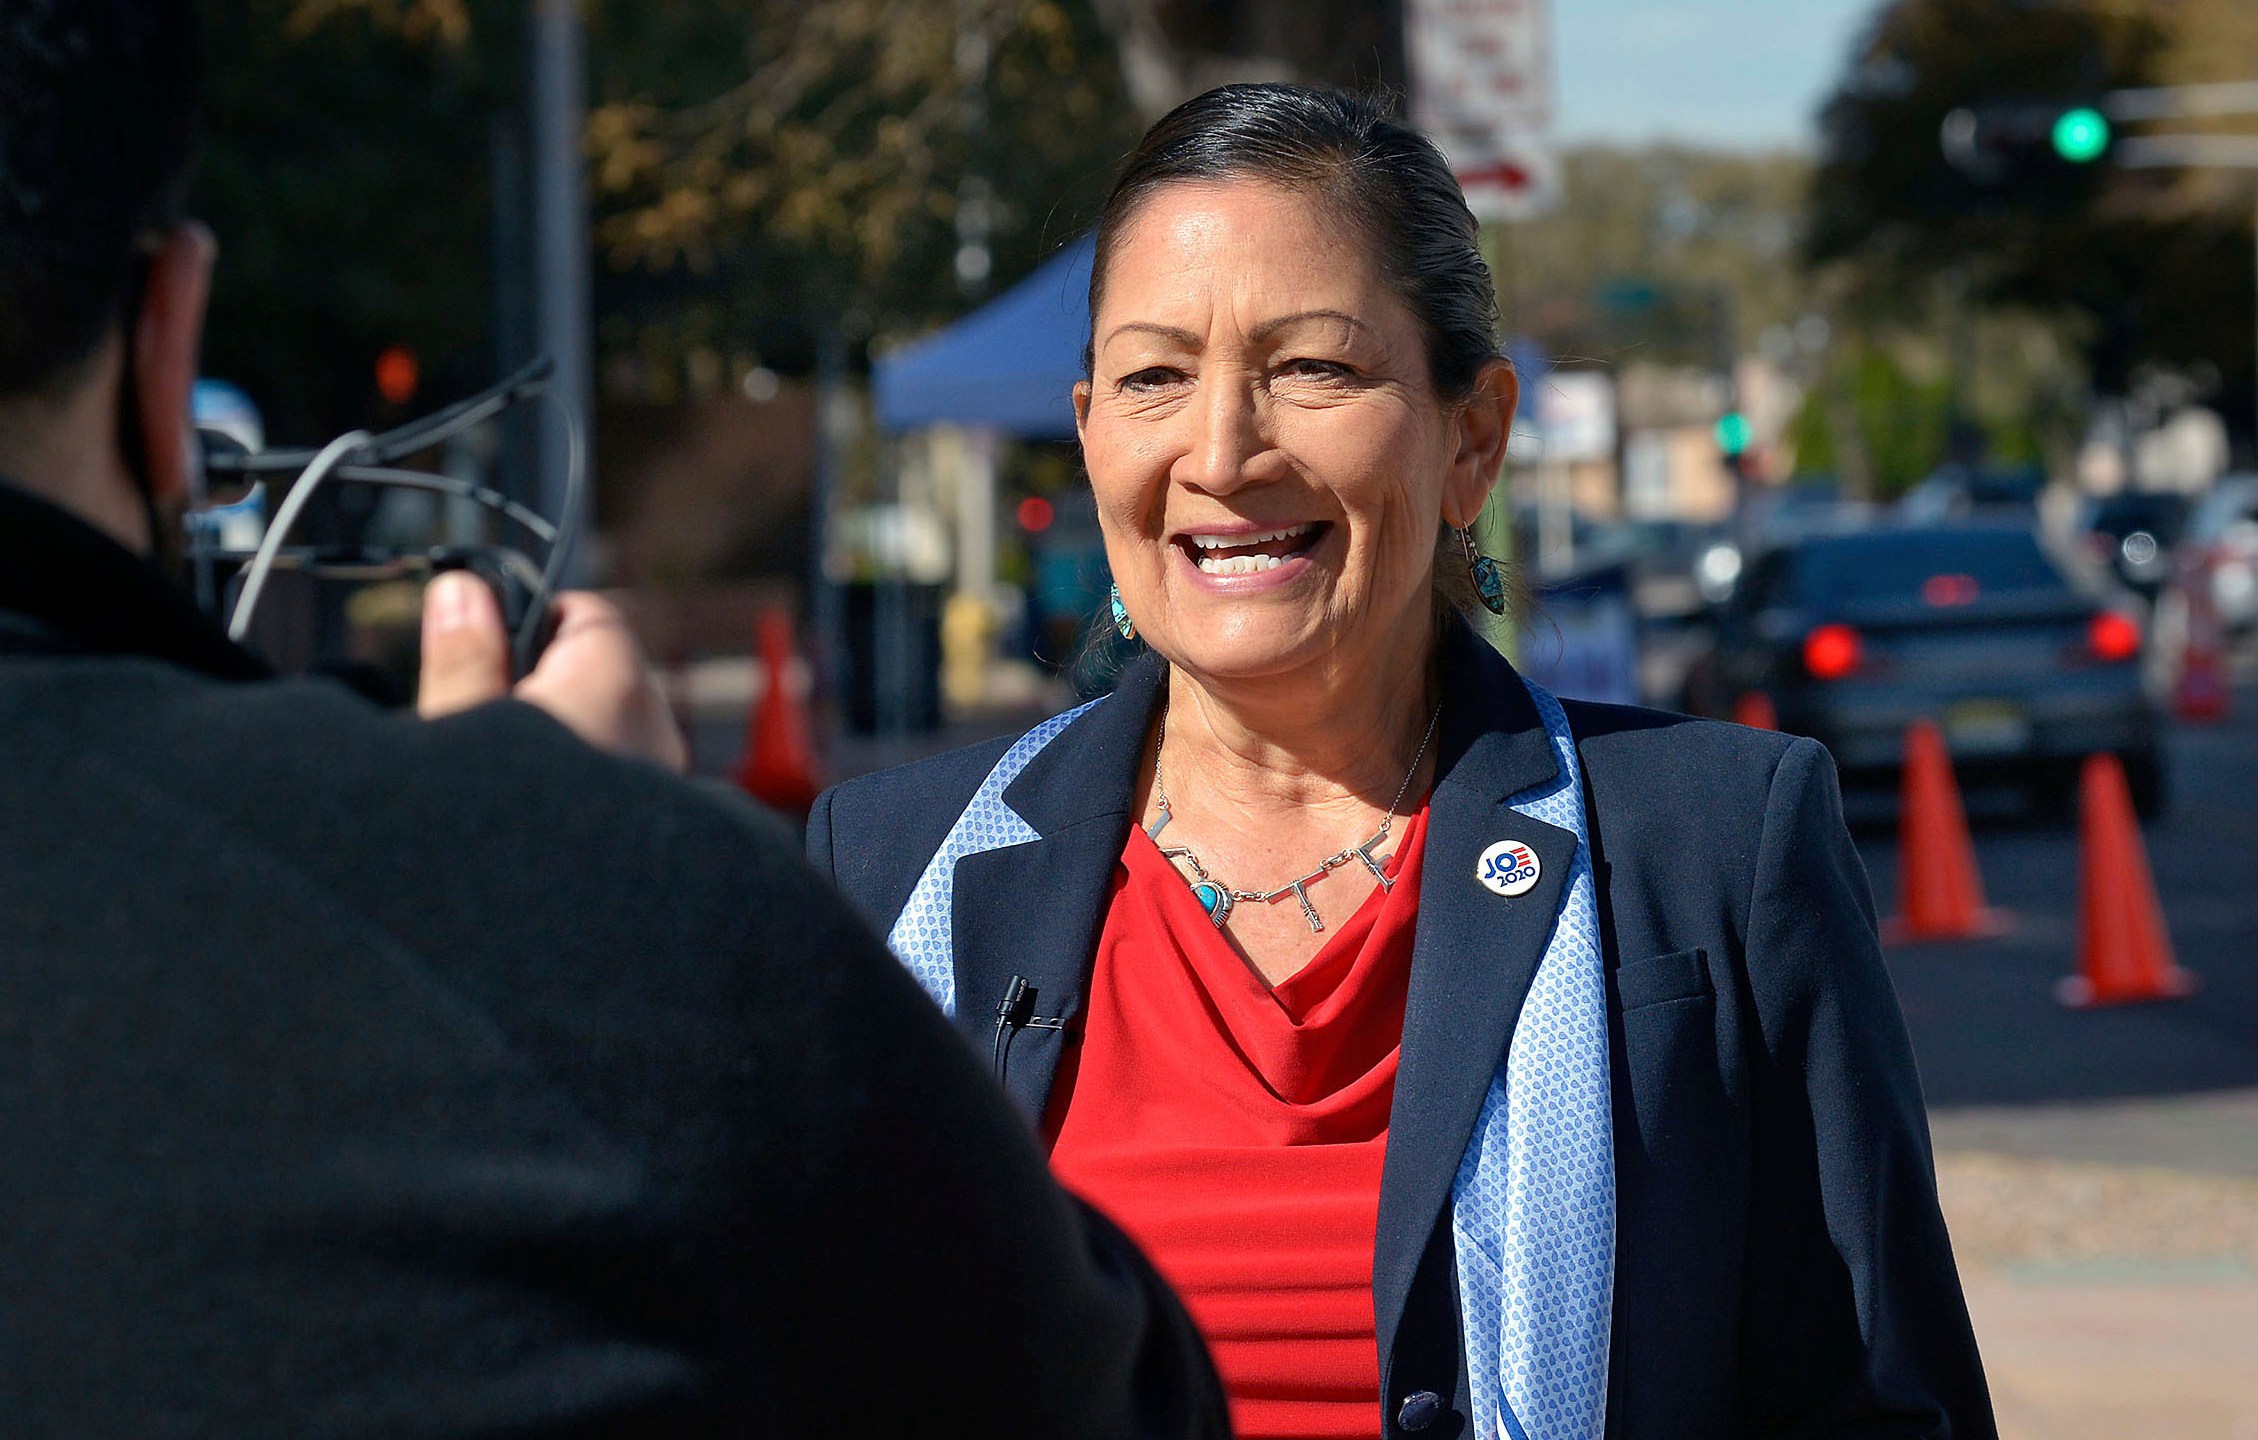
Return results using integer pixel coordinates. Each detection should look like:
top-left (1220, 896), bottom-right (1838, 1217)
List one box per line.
top-left (1510, 357), bottom-right (1804, 533)
top-left (591, 381), bottom-right (813, 658)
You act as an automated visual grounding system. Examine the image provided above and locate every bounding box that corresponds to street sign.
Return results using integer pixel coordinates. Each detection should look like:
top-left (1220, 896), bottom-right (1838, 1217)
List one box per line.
top-left (1407, 0), bottom-right (1561, 222)
top-left (1534, 369), bottom-right (1616, 463)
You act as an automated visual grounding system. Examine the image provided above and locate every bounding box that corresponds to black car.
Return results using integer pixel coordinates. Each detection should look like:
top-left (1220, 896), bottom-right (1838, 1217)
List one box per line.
top-left (1705, 523), bottom-right (2163, 815)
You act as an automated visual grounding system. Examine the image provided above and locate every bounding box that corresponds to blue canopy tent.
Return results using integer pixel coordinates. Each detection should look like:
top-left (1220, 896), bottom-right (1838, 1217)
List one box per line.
top-left (872, 235), bottom-right (1094, 439)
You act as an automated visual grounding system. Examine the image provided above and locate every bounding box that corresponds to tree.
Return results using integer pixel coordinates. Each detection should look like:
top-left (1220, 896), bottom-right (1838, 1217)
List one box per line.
top-left (1805, 0), bottom-right (2257, 444)
top-left (190, 0), bottom-right (1142, 439)
top-left (194, 2), bottom-right (498, 441)
top-left (582, 0), bottom-right (1143, 373)
top-left (1499, 146), bottom-right (1814, 369)
top-left (1090, 0), bottom-right (1407, 118)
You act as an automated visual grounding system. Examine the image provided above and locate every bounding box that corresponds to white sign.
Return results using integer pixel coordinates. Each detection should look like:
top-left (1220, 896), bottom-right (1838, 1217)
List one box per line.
top-left (1534, 369), bottom-right (1617, 464)
top-left (1407, 0), bottom-right (1561, 221)
top-left (1523, 581), bottom-right (1639, 706)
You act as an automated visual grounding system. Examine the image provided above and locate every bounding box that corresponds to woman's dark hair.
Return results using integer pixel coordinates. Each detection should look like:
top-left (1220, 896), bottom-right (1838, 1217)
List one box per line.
top-left (1086, 84), bottom-right (1501, 400)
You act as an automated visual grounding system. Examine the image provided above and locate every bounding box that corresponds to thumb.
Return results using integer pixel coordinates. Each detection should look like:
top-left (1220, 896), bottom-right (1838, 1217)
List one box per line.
top-left (417, 570), bottom-right (512, 719)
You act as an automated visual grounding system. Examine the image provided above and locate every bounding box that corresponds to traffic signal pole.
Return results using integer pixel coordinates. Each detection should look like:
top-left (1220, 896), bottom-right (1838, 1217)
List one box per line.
top-left (2102, 80), bottom-right (2258, 126)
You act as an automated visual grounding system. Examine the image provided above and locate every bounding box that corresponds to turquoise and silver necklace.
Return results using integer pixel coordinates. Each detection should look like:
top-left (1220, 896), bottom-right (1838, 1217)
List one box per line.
top-left (1144, 706), bottom-right (1439, 933)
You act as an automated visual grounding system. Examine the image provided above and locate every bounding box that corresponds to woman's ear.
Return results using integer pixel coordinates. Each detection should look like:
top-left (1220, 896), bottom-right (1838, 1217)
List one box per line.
top-left (1072, 379), bottom-right (1093, 446)
top-left (129, 222), bottom-right (216, 508)
top-left (1441, 357), bottom-right (1518, 529)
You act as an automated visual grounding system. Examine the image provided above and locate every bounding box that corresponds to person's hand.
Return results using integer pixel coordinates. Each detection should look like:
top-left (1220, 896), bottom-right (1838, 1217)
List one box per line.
top-left (417, 570), bottom-right (688, 774)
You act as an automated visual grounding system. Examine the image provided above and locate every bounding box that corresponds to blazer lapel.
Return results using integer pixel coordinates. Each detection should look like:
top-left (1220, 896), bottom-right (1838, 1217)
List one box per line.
top-left (1373, 624), bottom-right (1580, 1366)
top-left (950, 654), bottom-right (1164, 1120)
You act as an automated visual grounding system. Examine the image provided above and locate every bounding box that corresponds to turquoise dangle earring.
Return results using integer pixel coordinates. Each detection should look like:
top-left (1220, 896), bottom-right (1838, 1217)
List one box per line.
top-left (1459, 527), bottom-right (1507, 616)
top-left (1109, 582), bottom-right (1137, 640)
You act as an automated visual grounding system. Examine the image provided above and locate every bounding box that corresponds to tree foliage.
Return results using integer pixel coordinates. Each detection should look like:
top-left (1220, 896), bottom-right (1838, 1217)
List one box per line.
top-left (582, 0), bottom-right (1141, 375)
top-left (1501, 146), bottom-right (1813, 369)
top-left (1806, 0), bottom-right (2257, 436)
top-left (190, 0), bottom-right (1139, 439)
top-left (194, 2), bottom-right (497, 441)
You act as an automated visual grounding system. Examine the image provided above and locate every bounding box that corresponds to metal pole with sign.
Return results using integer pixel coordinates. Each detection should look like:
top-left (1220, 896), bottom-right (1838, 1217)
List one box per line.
top-left (1406, 0), bottom-right (1560, 653)
top-left (1405, 0), bottom-right (1561, 224)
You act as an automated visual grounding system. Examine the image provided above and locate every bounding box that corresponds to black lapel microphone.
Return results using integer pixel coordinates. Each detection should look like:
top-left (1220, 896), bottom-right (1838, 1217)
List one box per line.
top-left (991, 974), bottom-right (1068, 1084)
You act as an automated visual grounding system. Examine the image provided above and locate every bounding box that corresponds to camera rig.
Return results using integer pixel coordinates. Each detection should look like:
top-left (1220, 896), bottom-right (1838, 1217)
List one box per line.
top-left (193, 358), bottom-right (585, 679)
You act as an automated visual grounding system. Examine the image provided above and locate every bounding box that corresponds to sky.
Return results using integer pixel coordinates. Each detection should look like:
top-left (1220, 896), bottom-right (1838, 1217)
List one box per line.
top-left (1550, 0), bottom-right (1884, 152)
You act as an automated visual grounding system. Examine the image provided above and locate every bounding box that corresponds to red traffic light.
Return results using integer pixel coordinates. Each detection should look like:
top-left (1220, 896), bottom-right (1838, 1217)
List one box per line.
top-left (375, 346), bottom-right (420, 406)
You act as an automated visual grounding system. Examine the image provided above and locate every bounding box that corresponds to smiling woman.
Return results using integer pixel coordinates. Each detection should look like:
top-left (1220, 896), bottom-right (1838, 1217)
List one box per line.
top-left (1076, 176), bottom-right (1508, 736)
top-left (811, 84), bottom-right (1997, 1440)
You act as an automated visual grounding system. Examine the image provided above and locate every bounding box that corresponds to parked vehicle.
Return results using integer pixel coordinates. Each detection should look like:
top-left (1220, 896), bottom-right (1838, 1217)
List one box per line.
top-left (2184, 474), bottom-right (2258, 633)
top-left (2075, 490), bottom-right (2189, 600)
top-left (1582, 517), bottom-right (1726, 622)
top-left (1705, 522), bottom-right (2163, 816)
top-left (1897, 463), bottom-right (2048, 522)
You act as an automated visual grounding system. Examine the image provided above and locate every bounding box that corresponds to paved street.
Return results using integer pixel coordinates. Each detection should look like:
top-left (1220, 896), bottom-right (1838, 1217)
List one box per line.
top-left (1859, 680), bottom-right (2258, 1438)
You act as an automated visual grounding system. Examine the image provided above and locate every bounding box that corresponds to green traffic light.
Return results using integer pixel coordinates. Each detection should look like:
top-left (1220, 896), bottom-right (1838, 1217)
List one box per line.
top-left (2052, 107), bottom-right (2110, 164)
top-left (1714, 411), bottom-right (1752, 456)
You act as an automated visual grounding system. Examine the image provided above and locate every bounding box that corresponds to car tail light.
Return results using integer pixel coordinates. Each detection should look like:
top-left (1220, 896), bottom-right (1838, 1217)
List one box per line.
top-left (1921, 573), bottom-right (1980, 606)
top-left (1803, 624), bottom-right (1863, 680)
top-left (2088, 612), bottom-right (2141, 662)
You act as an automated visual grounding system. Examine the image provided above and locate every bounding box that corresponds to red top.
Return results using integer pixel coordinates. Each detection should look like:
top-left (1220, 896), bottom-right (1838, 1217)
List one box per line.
top-left (1046, 807), bottom-right (1429, 1440)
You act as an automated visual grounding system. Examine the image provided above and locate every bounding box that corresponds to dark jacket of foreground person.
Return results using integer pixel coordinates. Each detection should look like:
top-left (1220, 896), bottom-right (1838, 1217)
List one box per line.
top-left (0, 483), bottom-right (1226, 1440)
top-left (812, 631), bottom-right (1996, 1440)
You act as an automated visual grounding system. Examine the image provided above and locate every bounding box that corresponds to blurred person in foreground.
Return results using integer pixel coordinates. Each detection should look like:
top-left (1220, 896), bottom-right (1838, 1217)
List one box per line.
top-left (812, 85), bottom-right (1995, 1440)
top-left (0, 6), bottom-right (1225, 1435)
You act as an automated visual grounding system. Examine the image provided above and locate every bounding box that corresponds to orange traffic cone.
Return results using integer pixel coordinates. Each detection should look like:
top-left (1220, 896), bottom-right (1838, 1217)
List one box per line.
top-left (1882, 719), bottom-right (2010, 943)
top-left (2173, 581), bottom-right (2230, 723)
top-left (734, 609), bottom-right (821, 819)
top-left (1732, 690), bottom-right (1778, 730)
top-left (2056, 753), bottom-right (2197, 1007)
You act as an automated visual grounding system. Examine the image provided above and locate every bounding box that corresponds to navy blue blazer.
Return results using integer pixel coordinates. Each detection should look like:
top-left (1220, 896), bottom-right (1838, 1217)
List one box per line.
top-left (809, 623), bottom-right (1996, 1440)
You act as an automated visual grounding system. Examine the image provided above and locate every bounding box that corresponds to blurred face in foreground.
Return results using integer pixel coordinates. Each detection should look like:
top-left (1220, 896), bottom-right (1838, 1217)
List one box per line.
top-left (1075, 179), bottom-right (1508, 701)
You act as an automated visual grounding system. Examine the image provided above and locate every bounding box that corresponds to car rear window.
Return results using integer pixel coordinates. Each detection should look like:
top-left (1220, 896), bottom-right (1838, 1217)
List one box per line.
top-left (2090, 494), bottom-right (2187, 541)
top-left (1793, 530), bottom-right (2066, 607)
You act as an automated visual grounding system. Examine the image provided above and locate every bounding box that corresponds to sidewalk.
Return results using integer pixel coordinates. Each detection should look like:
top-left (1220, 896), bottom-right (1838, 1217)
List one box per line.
top-left (1931, 1093), bottom-right (2258, 1438)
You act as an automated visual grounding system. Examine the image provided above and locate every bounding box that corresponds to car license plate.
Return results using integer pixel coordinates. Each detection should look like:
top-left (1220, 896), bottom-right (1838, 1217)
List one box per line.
top-left (1943, 699), bottom-right (2030, 756)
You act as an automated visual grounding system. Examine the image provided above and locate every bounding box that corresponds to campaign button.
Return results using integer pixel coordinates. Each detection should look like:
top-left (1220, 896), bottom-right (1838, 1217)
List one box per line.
top-left (1476, 839), bottom-right (1542, 897)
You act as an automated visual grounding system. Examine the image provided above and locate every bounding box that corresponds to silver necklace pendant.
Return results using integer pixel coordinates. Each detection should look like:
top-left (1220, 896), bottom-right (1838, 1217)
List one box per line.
top-left (1145, 799), bottom-right (1172, 843)
top-left (1351, 833), bottom-right (1396, 890)
top-left (1191, 879), bottom-right (1232, 927)
top-left (1149, 705), bottom-right (1438, 934)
